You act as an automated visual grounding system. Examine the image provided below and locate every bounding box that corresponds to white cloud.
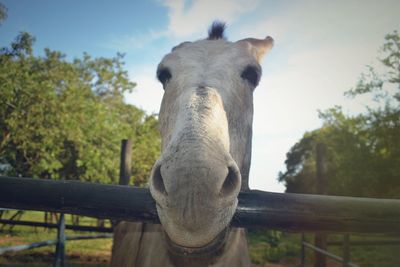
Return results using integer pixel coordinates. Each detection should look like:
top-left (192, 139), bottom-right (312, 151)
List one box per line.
top-left (248, 43), bottom-right (378, 192)
top-left (254, 43), bottom-right (376, 136)
top-left (104, 0), bottom-right (260, 52)
top-left (249, 134), bottom-right (294, 192)
top-left (123, 0), bottom-right (400, 193)
top-left (233, 0), bottom-right (400, 45)
top-left (162, 0), bottom-right (260, 38)
top-left (105, 29), bottom-right (168, 51)
top-left (245, 0), bottom-right (400, 192)
top-left (125, 65), bottom-right (164, 114)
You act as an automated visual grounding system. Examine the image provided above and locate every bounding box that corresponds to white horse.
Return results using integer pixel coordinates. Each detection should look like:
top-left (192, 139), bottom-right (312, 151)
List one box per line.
top-left (112, 22), bottom-right (273, 267)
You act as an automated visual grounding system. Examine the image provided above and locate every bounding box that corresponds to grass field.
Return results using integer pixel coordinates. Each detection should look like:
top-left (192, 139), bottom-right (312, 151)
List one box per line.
top-left (248, 229), bottom-right (400, 267)
top-left (1, 211), bottom-right (400, 267)
top-left (0, 211), bottom-right (112, 267)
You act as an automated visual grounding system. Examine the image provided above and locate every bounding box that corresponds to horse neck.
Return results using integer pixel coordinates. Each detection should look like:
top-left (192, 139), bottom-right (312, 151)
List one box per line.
top-left (111, 222), bottom-right (251, 267)
top-left (168, 228), bottom-right (251, 267)
top-left (240, 126), bottom-right (252, 191)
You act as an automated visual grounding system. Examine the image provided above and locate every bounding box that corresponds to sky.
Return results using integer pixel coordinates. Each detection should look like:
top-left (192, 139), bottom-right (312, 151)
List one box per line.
top-left (1, 0), bottom-right (399, 192)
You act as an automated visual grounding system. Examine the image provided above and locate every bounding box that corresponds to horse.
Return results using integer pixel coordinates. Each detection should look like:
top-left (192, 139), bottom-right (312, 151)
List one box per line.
top-left (111, 21), bottom-right (273, 267)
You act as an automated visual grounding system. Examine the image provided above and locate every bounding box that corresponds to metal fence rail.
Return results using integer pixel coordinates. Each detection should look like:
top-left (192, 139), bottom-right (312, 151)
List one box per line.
top-left (0, 218), bottom-right (113, 232)
top-left (302, 241), bottom-right (359, 267)
top-left (300, 233), bottom-right (400, 267)
top-left (328, 240), bottom-right (400, 246)
top-left (1, 176), bottom-right (400, 233)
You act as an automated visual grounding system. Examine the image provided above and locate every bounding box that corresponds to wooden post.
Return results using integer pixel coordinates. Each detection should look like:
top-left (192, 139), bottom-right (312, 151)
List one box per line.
top-left (112, 139), bottom-right (133, 228)
top-left (53, 213), bottom-right (65, 267)
top-left (342, 234), bottom-right (350, 267)
top-left (315, 143), bottom-right (327, 267)
top-left (316, 143), bottom-right (327, 195)
top-left (119, 139), bottom-right (132, 186)
top-left (300, 233), bottom-right (306, 267)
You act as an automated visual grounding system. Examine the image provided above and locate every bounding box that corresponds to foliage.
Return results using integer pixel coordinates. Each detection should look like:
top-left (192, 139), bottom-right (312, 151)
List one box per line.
top-left (0, 32), bottom-right (160, 184)
top-left (248, 230), bottom-right (299, 263)
top-left (279, 31), bottom-right (400, 198)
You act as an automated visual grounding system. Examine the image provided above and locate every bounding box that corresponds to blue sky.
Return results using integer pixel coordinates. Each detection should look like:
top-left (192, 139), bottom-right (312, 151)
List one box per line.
top-left (1, 0), bottom-right (399, 192)
top-left (1, 1), bottom-right (167, 59)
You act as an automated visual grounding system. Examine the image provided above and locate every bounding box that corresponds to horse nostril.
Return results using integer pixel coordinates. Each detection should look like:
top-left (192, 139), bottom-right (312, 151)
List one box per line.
top-left (152, 164), bottom-right (168, 196)
top-left (220, 165), bottom-right (240, 197)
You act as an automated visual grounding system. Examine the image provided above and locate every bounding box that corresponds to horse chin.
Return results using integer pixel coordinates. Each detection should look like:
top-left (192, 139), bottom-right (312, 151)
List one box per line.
top-left (165, 227), bottom-right (230, 257)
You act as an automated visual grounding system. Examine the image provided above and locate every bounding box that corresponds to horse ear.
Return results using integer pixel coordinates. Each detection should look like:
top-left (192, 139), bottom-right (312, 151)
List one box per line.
top-left (237, 36), bottom-right (274, 62)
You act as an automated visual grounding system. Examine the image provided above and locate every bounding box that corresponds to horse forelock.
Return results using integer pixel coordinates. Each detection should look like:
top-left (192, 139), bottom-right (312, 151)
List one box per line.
top-left (207, 21), bottom-right (226, 40)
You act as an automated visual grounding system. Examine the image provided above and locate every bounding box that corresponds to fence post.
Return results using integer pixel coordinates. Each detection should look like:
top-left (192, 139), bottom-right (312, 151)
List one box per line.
top-left (53, 213), bottom-right (65, 267)
top-left (314, 143), bottom-right (327, 267)
top-left (111, 139), bottom-right (133, 229)
top-left (342, 234), bottom-right (350, 267)
top-left (119, 139), bottom-right (132, 186)
top-left (300, 233), bottom-right (306, 267)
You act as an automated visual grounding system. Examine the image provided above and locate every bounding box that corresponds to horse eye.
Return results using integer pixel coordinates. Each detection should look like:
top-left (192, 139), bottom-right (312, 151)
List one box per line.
top-left (157, 68), bottom-right (172, 88)
top-left (241, 65), bottom-right (260, 87)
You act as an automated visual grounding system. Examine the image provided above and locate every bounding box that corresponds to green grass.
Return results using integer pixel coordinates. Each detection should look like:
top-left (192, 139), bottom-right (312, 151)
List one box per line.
top-left (0, 211), bottom-right (112, 266)
top-left (247, 231), bottom-right (400, 267)
top-left (2, 212), bottom-right (400, 267)
top-left (321, 233), bottom-right (400, 267)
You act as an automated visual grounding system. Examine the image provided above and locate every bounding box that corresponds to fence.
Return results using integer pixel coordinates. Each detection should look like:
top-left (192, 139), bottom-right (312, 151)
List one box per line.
top-left (0, 210), bottom-right (113, 267)
top-left (0, 140), bottom-right (134, 266)
top-left (1, 141), bottom-right (400, 266)
top-left (1, 176), bottom-right (400, 233)
top-left (301, 233), bottom-right (358, 267)
top-left (300, 233), bottom-right (400, 267)
top-left (0, 218), bottom-right (113, 232)
top-left (2, 177), bottom-right (400, 266)
top-left (297, 143), bottom-right (400, 267)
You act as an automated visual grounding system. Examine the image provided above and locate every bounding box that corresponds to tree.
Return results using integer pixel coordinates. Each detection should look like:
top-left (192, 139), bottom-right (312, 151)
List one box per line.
top-left (0, 32), bottom-right (160, 185)
top-left (279, 31), bottom-right (400, 198)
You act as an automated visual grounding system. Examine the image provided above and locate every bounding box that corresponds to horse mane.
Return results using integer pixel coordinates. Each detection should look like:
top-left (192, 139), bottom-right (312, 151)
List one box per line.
top-left (207, 21), bottom-right (226, 40)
